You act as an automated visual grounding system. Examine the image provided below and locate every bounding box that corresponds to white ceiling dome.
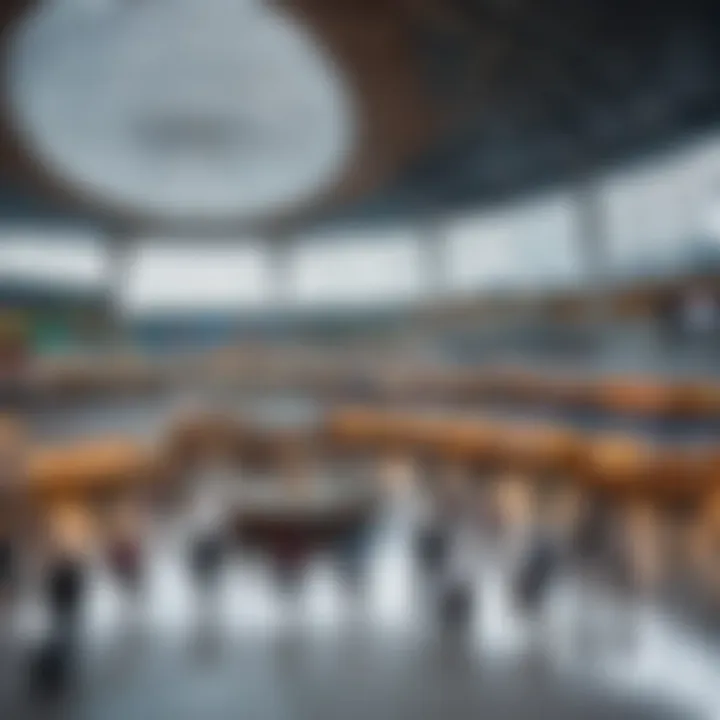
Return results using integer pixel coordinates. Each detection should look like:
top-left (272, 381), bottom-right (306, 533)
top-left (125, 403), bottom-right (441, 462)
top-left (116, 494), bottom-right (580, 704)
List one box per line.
top-left (6, 0), bottom-right (357, 221)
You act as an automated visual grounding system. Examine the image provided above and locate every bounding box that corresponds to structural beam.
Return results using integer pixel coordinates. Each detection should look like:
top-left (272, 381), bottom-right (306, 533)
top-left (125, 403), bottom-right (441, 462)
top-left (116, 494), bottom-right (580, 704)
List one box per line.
top-left (574, 177), bottom-right (611, 339)
top-left (419, 219), bottom-right (448, 301)
top-left (264, 234), bottom-right (293, 313)
top-left (103, 227), bottom-right (136, 344)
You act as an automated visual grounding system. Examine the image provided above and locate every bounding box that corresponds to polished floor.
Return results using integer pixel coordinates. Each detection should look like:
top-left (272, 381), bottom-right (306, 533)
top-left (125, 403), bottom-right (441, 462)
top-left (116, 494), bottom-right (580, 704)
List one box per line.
top-left (1, 486), bottom-right (717, 720)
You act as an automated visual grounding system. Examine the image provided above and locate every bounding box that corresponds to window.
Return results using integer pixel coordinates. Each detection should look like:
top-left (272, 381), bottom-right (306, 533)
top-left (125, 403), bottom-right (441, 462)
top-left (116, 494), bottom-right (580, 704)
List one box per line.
top-left (0, 229), bottom-right (105, 288)
top-left (289, 229), bottom-right (422, 308)
top-left (123, 240), bottom-right (270, 314)
top-left (446, 194), bottom-right (576, 292)
top-left (605, 136), bottom-right (720, 272)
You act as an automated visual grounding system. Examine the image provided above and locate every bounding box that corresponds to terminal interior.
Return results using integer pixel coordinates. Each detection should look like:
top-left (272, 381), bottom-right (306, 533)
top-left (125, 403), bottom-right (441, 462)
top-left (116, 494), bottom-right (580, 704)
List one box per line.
top-left (2, 1), bottom-right (720, 718)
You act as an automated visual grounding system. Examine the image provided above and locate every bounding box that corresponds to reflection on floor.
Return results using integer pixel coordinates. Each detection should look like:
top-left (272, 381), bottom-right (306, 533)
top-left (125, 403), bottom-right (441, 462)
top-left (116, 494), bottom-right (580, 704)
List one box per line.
top-left (1, 485), bottom-right (716, 720)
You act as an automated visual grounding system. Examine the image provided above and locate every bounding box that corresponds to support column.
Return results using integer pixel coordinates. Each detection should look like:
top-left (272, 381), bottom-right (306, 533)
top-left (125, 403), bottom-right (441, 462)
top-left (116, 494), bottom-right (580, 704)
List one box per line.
top-left (575, 178), bottom-right (611, 348)
top-left (420, 219), bottom-right (448, 301)
top-left (266, 234), bottom-right (292, 313)
top-left (399, 221), bottom-right (448, 358)
top-left (104, 227), bottom-right (134, 348)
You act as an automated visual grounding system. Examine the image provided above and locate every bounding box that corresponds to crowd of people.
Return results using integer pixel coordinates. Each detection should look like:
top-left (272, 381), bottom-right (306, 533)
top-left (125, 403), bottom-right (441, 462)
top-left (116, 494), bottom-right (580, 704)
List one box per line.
top-left (0, 423), bottom-right (710, 707)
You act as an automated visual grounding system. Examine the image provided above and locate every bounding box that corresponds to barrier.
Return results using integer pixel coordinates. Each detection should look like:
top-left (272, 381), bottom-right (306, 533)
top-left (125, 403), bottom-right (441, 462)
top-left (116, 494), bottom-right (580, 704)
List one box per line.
top-left (19, 355), bottom-right (720, 420)
top-left (325, 408), bottom-right (717, 507)
top-left (0, 405), bottom-right (715, 538)
top-left (26, 439), bottom-right (152, 503)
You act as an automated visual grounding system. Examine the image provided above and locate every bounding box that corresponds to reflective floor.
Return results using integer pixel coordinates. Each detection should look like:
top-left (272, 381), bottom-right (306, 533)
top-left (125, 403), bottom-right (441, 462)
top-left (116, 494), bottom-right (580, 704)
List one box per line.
top-left (1, 487), bottom-right (716, 720)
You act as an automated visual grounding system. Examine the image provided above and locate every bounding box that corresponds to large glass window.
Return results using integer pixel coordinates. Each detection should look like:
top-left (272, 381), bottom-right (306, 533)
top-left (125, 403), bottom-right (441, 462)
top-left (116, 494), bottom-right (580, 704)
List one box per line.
top-left (604, 135), bottom-right (720, 273)
top-left (289, 229), bottom-right (422, 308)
top-left (123, 240), bottom-right (270, 314)
top-left (0, 229), bottom-right (105, 288)
top-left (445, 194), bottom-right (577, 293)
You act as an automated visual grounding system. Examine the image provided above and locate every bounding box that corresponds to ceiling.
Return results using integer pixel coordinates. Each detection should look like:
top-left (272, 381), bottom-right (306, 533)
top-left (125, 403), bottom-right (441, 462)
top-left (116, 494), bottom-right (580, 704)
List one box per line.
top-left (1, 0), bottom-right (720, 236)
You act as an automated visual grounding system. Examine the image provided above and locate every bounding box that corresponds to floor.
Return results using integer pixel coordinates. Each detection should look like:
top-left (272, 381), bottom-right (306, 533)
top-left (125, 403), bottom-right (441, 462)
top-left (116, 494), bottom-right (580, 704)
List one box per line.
top-left (4, 399), bottom-right (719, 720)
top-left (1, 489), bottom-right (717, 720)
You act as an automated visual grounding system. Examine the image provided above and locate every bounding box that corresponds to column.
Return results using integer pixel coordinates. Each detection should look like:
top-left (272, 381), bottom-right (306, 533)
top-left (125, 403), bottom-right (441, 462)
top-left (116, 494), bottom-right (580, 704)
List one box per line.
top-left (575, 177), bottom-right (611, 347)
top-left (103, 227), bottom-right (135, 347)
top-left (266, 233), bottom-right (292, 312)
top-left (420, 219), bottom-right (448, 301)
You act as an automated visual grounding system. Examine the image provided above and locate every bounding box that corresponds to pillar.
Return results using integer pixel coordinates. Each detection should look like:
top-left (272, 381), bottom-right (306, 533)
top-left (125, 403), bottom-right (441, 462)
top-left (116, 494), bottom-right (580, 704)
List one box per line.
top-left (575, 177), bottom-right (611, 347)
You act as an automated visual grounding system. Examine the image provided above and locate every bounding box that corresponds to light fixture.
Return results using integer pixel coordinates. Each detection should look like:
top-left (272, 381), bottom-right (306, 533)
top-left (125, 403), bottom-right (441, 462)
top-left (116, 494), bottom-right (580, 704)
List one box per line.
top-left (6, 0), bottom-right (357, 221)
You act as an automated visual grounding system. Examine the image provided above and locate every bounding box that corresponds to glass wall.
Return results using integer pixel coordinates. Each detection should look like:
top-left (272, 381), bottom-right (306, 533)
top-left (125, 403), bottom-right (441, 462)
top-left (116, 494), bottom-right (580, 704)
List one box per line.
top-left (603, 134), bottom-right (720, 273)
top-left (288, 229), bottom-right (423, 309)
top-left (0, 230), bottom-right (105, 288)
top-left (445, 193), bottom-right (578, 294)
top-left (4, 131), bottom-right (720, 316)
top-left (123, 240), bottom-right (270, 314)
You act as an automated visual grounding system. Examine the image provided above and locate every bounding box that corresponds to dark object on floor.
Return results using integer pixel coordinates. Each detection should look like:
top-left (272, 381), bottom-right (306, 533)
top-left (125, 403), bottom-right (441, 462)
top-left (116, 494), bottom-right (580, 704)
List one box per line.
top-left (574, 506), bottom-right (608, 563)
top-left (415, 523), bottom-right (449, 572)
top-left (439, 580), bottom-right (474, 626)
top-left (606, 536), bottom-right (639, 598)
top-left (336, 523), bottom-right (373, 587)
top-left (189, 532), bottom-right (225, 589)
top-left (269, 532), bottom-right (310, 592)
top-left (108, 538), bottom-right (143, 592)
top-left (0, 536), bottom-right (16, 589)
top-left (28, 635), bottom-right (73, 701)
top-left (274, 555), bottom-right (306, 592)
top-left (513, 535), bottom-right (560, 613)
top-left (47, 556), bottom-right (86, 630)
